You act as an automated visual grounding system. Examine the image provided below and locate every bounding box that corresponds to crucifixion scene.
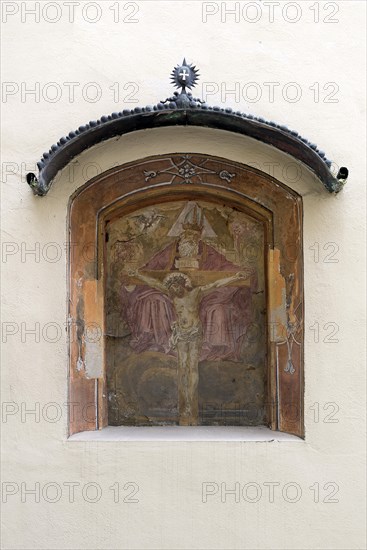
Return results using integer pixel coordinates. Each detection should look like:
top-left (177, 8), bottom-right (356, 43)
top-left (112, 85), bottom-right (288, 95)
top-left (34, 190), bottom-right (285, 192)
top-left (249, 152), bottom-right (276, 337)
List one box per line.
top-left (105, 200), bottom-right (266, 426)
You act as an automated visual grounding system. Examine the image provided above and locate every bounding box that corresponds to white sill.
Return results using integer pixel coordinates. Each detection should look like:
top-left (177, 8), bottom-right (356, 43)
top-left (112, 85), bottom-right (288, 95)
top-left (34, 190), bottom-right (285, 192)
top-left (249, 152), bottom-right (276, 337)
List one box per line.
top-left (68, 426), bottom-right (303, 442)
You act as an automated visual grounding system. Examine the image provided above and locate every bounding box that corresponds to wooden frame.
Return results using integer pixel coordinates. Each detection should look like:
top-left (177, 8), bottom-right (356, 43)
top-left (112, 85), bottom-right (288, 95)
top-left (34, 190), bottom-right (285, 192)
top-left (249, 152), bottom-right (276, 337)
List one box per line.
top-left (68, 154), bottom-right (304, 437)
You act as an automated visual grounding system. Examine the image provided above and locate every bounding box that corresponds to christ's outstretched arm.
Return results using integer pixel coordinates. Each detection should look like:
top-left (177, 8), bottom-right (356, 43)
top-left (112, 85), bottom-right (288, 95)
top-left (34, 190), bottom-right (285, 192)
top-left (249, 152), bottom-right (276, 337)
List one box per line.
top-left (127, 269), bottom-right (167, 294)
top-left (200, 269), bottom-right (254, 295)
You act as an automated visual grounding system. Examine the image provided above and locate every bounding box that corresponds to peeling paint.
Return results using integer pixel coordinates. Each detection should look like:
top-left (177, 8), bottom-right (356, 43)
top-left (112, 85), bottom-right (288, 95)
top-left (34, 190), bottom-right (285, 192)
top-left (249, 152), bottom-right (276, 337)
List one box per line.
top-left (268, 248), bottom-right (287, 342)
top-left (83, 280), bottom-right (103, 379)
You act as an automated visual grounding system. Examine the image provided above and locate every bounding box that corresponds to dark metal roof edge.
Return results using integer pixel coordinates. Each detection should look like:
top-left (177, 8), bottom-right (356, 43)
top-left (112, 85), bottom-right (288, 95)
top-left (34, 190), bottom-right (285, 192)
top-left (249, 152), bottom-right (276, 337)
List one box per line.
top-left (26, 102), bottom-right (349, 195)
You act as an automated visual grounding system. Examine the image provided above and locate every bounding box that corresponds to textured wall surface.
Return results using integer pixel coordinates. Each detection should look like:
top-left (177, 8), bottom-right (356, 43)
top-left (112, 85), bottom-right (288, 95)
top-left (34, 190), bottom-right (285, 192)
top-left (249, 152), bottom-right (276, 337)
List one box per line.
top-left (1, 2), bottom-right (366, 549)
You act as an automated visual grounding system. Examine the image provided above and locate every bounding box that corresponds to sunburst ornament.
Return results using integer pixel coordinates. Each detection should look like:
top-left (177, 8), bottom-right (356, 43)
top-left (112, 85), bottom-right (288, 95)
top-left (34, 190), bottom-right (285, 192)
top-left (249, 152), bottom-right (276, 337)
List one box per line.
top-left (170, 58), bottom-right (199, 92)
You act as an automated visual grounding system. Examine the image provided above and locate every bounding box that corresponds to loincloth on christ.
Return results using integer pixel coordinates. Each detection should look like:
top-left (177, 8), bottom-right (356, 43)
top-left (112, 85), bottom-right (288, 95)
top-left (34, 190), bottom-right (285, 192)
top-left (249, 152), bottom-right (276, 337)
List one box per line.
top-left (169, 322), bottom-right (202, 350)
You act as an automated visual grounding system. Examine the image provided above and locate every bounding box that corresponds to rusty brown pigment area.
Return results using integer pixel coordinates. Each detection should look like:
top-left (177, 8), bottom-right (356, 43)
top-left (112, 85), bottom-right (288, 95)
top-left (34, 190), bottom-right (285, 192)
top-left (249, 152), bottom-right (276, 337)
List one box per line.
top-left (69, 154), bottom-right (304, 436)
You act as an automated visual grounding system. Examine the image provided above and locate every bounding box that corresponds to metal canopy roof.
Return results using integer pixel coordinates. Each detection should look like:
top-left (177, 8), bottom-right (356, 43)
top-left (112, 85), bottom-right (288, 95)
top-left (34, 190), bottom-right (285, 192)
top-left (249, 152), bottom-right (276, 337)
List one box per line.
top-left (26, 60), bottom-right (348, 196)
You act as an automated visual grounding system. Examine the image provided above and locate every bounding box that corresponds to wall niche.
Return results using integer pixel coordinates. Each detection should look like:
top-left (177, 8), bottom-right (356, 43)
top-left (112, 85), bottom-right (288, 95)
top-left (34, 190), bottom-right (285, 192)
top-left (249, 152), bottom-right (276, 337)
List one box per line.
top-left (69, 154), bottom-right (304, 437)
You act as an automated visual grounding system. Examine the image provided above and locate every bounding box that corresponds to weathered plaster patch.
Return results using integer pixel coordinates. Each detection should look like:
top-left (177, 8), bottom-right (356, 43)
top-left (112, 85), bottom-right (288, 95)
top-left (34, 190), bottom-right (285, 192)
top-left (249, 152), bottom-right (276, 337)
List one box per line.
top-left (268, 248), bottom-right (287, 342)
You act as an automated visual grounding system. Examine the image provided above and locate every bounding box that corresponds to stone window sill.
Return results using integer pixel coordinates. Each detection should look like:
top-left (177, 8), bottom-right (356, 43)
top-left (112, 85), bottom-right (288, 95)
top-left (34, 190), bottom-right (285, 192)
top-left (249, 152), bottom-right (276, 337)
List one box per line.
top-left (68, 426), bottom-right (303, 442)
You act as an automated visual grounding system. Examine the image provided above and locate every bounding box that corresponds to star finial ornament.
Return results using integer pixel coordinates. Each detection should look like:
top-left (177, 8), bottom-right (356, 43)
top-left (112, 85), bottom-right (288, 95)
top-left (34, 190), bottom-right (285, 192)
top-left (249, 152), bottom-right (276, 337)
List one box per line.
top-left (170, 58), bottom-right (200, 92)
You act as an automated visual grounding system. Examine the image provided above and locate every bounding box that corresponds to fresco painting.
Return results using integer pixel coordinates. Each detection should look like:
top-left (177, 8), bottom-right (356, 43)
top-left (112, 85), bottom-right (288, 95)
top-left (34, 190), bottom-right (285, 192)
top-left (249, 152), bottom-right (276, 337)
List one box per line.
top-left (105, 200), bottom-right (266, 426)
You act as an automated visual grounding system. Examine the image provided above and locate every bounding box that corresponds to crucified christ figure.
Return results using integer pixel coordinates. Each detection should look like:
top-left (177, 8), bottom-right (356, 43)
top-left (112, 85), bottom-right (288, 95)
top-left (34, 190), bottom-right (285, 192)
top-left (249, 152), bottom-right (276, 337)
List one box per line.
top-left (128, 268), bottom-right (253, 426)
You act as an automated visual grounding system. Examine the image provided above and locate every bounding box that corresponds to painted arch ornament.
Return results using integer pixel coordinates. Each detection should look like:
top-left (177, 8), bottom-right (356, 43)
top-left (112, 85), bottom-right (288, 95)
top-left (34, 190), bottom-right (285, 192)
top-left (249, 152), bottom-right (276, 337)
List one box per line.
top-left (26, 59), bottom-right (349, 196)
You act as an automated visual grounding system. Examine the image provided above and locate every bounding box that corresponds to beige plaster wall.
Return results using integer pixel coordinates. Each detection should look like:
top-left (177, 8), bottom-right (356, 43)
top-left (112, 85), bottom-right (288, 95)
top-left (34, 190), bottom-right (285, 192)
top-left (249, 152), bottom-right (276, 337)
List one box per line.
top-left (1, 2), bottom-right (366, 549)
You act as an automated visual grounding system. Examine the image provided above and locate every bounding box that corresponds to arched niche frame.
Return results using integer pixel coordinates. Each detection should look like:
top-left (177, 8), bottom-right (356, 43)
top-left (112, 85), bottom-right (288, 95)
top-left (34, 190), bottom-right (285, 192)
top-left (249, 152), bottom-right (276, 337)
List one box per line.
top-left (69, 153), bottom-right (304, 437)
